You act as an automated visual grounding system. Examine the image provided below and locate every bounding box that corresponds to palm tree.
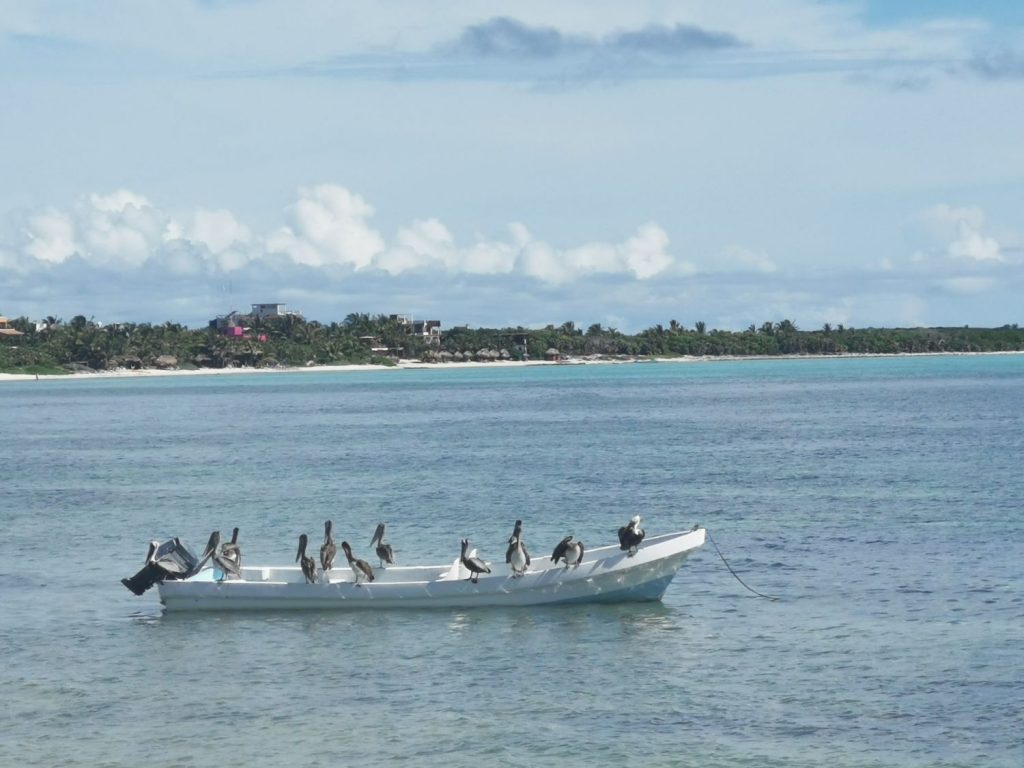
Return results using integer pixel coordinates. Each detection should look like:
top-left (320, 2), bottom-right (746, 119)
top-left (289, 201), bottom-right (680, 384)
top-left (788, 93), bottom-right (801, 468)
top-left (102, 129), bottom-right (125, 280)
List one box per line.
top-left (695, 321), bottom-right (706, 335)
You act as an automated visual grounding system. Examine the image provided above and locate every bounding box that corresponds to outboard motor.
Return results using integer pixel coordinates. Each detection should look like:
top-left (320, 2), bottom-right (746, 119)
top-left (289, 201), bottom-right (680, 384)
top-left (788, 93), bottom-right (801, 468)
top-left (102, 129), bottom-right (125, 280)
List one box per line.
top-left (121, 538), bottom-right (200, 596)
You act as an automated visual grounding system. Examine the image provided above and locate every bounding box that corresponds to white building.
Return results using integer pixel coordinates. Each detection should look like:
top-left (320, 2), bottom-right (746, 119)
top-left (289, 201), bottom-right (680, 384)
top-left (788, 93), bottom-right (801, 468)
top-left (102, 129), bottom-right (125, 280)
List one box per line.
top-left (251, 303), bottom-right (302, 320)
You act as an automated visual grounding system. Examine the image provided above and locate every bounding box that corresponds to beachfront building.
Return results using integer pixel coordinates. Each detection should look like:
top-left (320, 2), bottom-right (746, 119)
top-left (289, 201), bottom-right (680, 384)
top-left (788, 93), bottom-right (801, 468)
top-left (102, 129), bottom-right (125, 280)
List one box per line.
top-left (209, 303), bottom-right (303, 336)
top-left (209, 309), bottom-right (247, 333)
top-left (251, 303), bottom-right (303, 320)
top-left (0, 315), bottom-right (25, 340)
top-left (389, 314), bottom-right (441, 346)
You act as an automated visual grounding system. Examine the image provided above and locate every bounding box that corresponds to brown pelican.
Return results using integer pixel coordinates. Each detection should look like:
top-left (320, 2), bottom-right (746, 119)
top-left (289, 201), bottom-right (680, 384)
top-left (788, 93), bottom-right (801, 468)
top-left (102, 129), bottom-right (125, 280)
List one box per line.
top-left (296, 533), bottom-right (317, 584)
top-left (618, 515), bottom-right (645, 556)
top-left (505, 520), bottom-right (523, 563)
top-left (370, 522), bottom-right (395, 567)
top-left (551, 535), bottom-right (585, 568)
top-left (193, 530), bottom-right (221, 571)
top-left (216, 527), bottom-right (242, 576)
top-left (341, 541), bottom-right (375, 585)
top-left (460, 539), bottom-right (491, 584)
top-left (505, 520), bottom-right (530, 577)
top-left (144, 540), bottom-right (161, 565)
top-left (320, 520), bottom-right (337, 571)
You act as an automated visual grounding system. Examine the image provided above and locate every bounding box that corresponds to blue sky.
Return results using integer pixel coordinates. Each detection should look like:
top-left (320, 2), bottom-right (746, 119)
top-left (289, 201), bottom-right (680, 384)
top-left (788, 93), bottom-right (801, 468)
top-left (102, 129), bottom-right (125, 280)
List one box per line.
top-left (1, 0), bottom-right (1022, 331)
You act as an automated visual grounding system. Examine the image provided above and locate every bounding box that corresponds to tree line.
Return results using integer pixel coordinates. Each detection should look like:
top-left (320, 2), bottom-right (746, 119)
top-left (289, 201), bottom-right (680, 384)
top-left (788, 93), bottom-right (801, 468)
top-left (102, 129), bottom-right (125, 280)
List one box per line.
top-left (1, 312), bottom-right (1022, 375)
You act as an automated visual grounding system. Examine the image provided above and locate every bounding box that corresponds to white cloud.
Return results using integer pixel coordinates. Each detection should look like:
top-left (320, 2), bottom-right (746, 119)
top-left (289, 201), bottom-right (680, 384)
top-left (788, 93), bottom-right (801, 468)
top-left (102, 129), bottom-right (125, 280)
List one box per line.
top-left (157, 239), bottom-right (207, 277)
top-left (4, 184), bottom-right (680, 289)
top-left (918, 203), bottom-right (1004, 263)
top-left (266, 184), bottom-right (385, 269)
top-left (25, 209), bottom-right (77, 264)
top-left (463, 237), bottom-right (521, 275)
top-left (258, 187), bottom-right (677, 283)
top-left (79, 190), bottom-right (166, 268)
top-left (622, 223), bottom-right (673, 279)
top-left (89, 189), bottom-right (151, 213)
top-left (519, 222), bottom-right (674, 283)
top-left (383, 218), bottom-right (458, 273)
top-left (186, 209), bottom-right (252, 255)
top-left (948, 225), bottom-right (1001, 262)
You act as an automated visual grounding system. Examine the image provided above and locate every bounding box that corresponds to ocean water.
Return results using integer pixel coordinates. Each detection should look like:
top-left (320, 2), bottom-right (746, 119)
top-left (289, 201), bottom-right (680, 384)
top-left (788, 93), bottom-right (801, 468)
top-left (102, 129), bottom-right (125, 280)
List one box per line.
top-left (1, 356), bottom-right (1022, 768)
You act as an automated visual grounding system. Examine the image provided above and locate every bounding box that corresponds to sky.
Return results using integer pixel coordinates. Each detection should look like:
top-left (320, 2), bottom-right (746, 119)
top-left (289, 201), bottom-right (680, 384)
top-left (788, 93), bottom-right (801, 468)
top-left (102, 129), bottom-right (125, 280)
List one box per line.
top-left (1, 0), bottom-right (1023, 332)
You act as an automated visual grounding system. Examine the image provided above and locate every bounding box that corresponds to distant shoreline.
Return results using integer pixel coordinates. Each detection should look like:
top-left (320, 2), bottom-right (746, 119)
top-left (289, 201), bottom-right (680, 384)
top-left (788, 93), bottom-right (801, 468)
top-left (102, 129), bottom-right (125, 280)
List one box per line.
top-left (2, 350), bottom-right (1022, 383)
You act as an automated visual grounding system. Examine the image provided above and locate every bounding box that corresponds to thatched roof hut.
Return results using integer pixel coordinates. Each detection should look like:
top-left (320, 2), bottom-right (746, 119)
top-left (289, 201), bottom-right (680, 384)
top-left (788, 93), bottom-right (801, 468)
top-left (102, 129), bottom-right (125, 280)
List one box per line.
top-left (154, 354), bottom-right (178, 369)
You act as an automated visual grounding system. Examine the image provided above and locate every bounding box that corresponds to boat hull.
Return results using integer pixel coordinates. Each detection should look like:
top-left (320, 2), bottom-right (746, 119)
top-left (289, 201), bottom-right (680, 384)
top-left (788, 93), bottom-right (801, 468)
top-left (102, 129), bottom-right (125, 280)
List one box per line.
top-left (157, 528), bottom-right (705, 611)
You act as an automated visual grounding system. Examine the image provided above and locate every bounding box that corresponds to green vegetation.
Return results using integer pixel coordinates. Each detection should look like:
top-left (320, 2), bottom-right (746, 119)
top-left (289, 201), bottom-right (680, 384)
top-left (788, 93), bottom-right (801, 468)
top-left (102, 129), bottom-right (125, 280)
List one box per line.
top-left (1, 312), bottom-right (1022, 375)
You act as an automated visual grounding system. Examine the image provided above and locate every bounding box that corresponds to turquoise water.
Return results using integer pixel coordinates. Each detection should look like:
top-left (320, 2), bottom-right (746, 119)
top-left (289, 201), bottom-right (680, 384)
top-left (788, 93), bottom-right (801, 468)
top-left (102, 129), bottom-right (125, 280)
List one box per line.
top-left (1, 356), bottom-right (1022, 767)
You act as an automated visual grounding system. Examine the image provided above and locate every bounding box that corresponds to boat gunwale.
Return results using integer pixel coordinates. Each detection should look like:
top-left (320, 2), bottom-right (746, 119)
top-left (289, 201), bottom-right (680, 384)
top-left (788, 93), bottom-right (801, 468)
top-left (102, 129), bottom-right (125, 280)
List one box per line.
top-left (158, 528), bottom-right (705, 601)
top-left (176, 527), bottom-right (703, 585)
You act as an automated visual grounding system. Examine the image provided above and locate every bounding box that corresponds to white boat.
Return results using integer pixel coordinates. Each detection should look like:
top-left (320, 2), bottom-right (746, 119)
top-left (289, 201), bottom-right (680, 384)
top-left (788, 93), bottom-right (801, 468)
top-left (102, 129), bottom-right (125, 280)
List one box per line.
top-left (151, 527), bottom-right (706, 611)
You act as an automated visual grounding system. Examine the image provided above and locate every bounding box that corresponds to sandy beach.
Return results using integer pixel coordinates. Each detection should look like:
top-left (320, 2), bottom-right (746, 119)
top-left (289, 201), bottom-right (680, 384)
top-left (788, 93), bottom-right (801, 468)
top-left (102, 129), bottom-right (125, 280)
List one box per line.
top-left (2, 350), bottom-right (1021, 383)
top-left (0, 358), bottom-right (571, 382)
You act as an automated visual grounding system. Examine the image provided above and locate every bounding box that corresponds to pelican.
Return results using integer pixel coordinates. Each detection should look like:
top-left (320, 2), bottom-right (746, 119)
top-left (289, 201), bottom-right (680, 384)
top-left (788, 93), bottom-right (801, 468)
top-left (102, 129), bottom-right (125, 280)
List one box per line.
top-left (618, 515), bottom-right (645, 556)
top-left (551, 535), bottom-right (585, 568)
top-left (505, 519), bottom-right (523, 563)
top-left (194, 530), bottom-right (220, 571)
top-left (370, 522), bottom-right (395, 567)
top-left (144, 540), bottom-right (161, 565)
top-left (460, 538), bottom-right (491, 584)
top-left (296, 533), bottom-right (317, 584)
top-left (341, 541), bottom-right (375, 585)
top-left (216, 527), bottom-right (242, 576)
top-left (505, 520), bottom-right (530, 577)
top-left (320, 520), bottom-right (337, 571)
top-left (505, 520), bottom-right (530, 563)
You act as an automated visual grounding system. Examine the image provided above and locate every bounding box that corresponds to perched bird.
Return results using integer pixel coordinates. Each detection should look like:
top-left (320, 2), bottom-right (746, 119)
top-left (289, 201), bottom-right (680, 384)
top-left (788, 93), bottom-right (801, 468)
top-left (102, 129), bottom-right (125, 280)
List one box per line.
top-left (505, 519), bottom-right (523, 564)
top-left (618, 515), bottom-right (646, 556)
top-left (296, 533), bottom-right (318, 584)
top-left (370, 522), bottom-right (395, 567)
top-left (320, 520), bottom-right (337, 571)
top-left (505, 520), bottom-right (530, 577)
top-left (460, 538), bottom-right (491, 584)
top-left (341, 541), bottom-right (375, 585)
top-left (216, 527), bottom-right (242, 576)
top-left (201, 530), bottom-right (220, 559)
top-left (550, 535), bottom-right (585, 568)
top-left (194, 530), bottom-right (221, 571)
top-left (144, 540), bottom-right (161, 565)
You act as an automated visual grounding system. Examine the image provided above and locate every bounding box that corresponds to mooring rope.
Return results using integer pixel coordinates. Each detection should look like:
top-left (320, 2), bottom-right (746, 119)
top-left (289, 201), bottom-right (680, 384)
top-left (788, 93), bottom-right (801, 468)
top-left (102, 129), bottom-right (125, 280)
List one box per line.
top-left (706, 529), bottom-right (780, 601)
